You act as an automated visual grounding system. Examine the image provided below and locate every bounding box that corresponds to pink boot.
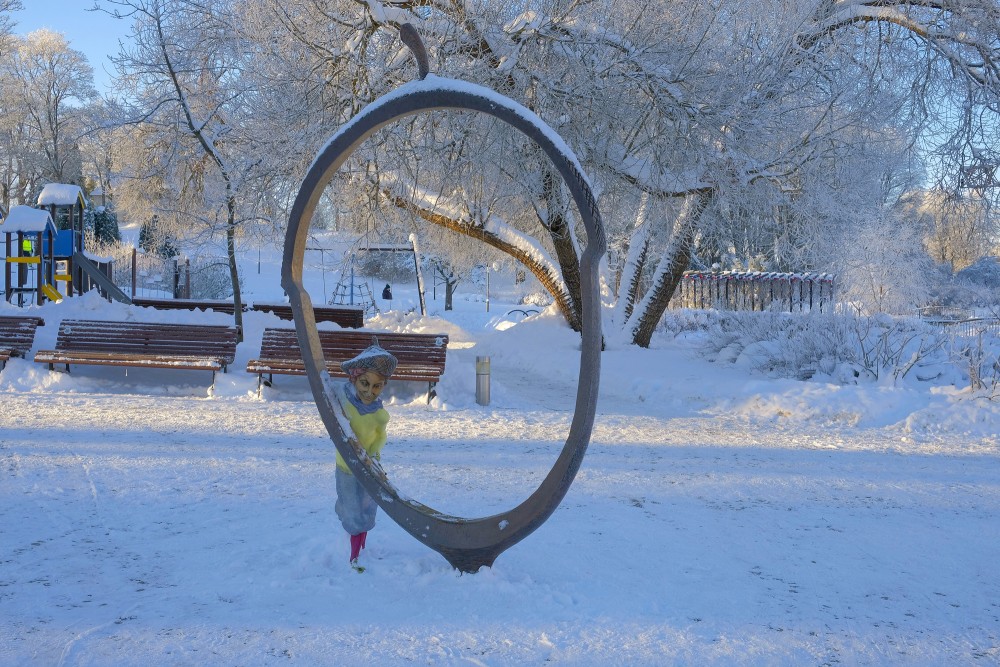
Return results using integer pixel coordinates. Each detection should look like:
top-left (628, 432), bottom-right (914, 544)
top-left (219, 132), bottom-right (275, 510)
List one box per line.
top-left (349, 533), bottom-right (363, 562)
top-left (359, 531), bottom-right (367, 550)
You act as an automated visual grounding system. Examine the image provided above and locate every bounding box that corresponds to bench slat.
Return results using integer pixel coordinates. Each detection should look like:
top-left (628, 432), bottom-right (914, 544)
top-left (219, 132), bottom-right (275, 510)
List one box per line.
top-left (246, 360), bottom-right (443, 382)
top-left (34, 350), bottom-right (224, 371)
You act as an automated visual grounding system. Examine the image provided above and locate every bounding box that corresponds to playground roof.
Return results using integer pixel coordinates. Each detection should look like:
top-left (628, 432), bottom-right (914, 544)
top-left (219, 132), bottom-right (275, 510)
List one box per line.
top-left (1, 205), bottom-right (57, 234)
top-left (37, 183), bottom-right (88, 208)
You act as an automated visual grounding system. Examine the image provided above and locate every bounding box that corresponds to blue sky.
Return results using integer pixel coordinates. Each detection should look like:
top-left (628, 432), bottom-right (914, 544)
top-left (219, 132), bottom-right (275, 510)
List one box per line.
top-left (12, 1), bottom-right (132, 94)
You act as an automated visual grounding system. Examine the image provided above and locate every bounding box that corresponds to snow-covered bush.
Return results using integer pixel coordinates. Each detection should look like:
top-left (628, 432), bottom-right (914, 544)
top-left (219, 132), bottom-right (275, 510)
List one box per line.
top-left (681, 311), bottom-right (862, 381)
top-left (668, 310), bottom-right (962, 386)
top-left (950, 257), bottom-right (1000, 314)
top-left (187, 257), bottom-right (239, 299)
top-left (522, 292), bottom-right (553, 307)
top-left (356, 250), bottom-right (415, 283)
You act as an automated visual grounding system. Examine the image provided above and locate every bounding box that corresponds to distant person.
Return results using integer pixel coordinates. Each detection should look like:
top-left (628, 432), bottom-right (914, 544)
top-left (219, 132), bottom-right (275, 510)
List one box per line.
top-left (382, 283), bottom-right (392, 301)
top-left (334, 342), bottom-right (398, 572)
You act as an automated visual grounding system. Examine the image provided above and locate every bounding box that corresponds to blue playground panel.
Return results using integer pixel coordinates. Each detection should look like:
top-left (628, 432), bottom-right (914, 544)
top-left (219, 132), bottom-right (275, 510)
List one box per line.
top-left (41, 229), bottom-right (83, 257)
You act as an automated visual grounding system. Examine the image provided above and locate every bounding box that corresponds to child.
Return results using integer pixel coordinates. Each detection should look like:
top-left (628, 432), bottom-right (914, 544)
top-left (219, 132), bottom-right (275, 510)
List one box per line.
top-left (334, 343), bottom-right (398, 572)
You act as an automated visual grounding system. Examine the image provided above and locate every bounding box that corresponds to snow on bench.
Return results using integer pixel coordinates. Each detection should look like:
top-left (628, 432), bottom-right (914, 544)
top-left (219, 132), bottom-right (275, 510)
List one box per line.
top-left (132, 297), bottom-right (244, 315)
top-left (132, 299), bottom-right (365, 329)
top-left (250, 303), bottom-right (365, 328)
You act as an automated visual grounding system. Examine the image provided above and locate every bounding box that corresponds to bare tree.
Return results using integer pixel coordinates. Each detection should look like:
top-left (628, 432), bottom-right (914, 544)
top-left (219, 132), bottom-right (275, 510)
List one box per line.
top-left (834, 208), bottom-right (936, 316)
top-left (94, 0), bottom-right (1000, 347)
top-left (903, 188), bottom-right (996, 271)
top-left (0, 74), bottom-right (38, 211)
top-left (102, 0), bottom-right (270, 337)
top-left (0, 0), bottom-right (22, 54)
top-left (3, 29), bottom-right (96, 188)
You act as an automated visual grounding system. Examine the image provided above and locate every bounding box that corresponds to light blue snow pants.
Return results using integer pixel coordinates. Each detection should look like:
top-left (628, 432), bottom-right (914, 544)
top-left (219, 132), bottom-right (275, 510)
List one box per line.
top-left (335, 467), bottom-right (378, 535)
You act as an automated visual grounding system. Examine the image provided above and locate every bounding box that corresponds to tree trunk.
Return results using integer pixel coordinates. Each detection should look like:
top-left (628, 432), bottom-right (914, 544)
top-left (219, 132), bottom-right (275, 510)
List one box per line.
top-left (629, 192), bottom-right (711, 347)
top-left (538, 168), bottom-right (583, 326)
top-left (156, 11), bottom-right (244, 340)
top-left (613, 193), bottom-right (653, 326)
top-left (226, 195), bottom-right (244, 341)
top-left (445, 278), bottom-right (457, 311)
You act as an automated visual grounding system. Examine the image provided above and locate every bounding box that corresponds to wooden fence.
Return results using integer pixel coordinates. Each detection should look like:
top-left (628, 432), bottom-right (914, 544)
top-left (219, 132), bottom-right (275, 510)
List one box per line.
top-left (673, 271), bottom-right (836, 313)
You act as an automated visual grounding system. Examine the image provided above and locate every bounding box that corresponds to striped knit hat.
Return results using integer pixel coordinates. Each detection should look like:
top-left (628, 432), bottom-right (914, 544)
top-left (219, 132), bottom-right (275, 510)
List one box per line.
top-left (341, 340), bottom-right (398, 379)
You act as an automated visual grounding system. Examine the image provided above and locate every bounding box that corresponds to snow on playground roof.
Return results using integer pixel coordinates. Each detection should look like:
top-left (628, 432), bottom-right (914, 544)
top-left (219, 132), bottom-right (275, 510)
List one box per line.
top-left (0, 204), bottom-right (56, 233)
top-left (37, 183), bottom-right (88, 207)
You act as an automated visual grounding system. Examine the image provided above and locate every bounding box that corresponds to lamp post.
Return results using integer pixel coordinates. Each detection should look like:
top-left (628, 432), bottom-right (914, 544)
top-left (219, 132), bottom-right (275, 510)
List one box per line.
top-left (486, 261), bottom-right (499, 312)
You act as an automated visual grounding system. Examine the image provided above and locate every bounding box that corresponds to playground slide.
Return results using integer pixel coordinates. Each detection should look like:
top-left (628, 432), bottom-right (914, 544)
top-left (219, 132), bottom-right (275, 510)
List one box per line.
top-left (72, 252), bottom-right (132, 304)
top-left (40, 284), bottom-right (63, 303)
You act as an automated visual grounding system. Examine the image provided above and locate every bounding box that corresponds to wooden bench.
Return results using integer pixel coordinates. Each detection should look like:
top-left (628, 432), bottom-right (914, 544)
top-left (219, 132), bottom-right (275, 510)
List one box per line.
top-left (132, 297), bottom-right (244, 315)
top-left (247, 327), bottom-right (448, 400)
top-left (34, 319), bottom-right (240, 387)
top-left (0, 315), bottom-right (45, 369)
top-left (250, 303), bottom-right (365, 328)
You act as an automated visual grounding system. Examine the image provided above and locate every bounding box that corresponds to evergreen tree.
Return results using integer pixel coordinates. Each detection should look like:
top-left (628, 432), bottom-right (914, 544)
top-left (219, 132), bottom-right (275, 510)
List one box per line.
top-left (137, 215), bottom-right (156, 252)
top-left (138, 215), bottom-right (177, 258)
top-left (94, 208), bottom-right (121, 244)
top-left (87, 206), bottom-right (121, 245)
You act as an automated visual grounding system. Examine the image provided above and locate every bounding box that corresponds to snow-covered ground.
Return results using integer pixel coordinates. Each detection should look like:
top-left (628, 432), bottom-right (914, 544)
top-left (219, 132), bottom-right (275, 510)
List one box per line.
top-left (1, 243), bottom-right (999, 666)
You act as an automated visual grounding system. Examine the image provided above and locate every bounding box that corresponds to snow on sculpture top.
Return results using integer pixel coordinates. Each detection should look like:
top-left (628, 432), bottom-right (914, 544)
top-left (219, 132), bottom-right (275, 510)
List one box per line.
top-left (0, 205), bottom-right (56, 234)
top-left (37, 183), bottom-right (88, 208)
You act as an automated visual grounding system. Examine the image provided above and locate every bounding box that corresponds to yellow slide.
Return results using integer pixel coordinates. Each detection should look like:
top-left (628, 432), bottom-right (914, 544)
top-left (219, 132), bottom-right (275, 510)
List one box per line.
top-left (41, 283), bottom-right (63, 303)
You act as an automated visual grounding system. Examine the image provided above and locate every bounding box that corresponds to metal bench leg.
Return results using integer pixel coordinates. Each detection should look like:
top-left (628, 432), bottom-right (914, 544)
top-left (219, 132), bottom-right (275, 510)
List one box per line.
top-left (256, 373), bottom-right (274, 398)
top-left (427, 381), bottom-right (437, 404)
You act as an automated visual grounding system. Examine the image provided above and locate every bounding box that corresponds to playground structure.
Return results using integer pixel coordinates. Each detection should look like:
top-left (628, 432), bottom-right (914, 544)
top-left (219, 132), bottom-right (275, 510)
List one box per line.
top-left (1, 184), bottom-right (128, 307)
top-left (330, 235), bottom-right (428, 317)
top-left (1, 205), bottom-right (59, 306)
top-left (37, 183), bottom-right (87, 299)
top-left (330, 257), bottom-right (379, 316)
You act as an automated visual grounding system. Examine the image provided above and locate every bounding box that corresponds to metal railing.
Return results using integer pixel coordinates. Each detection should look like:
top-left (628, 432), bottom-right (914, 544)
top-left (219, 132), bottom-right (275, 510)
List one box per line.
top-left (926, 317), bottom-right (1000, 339)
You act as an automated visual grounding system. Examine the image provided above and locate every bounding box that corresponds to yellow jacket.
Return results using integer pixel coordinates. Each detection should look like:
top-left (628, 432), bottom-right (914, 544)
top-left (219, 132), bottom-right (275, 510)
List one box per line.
top-left (336, 395), bottom-right (390, 473)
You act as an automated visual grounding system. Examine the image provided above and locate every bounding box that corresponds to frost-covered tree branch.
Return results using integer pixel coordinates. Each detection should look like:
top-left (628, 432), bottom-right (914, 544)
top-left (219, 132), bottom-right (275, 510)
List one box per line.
top-left (81, 0), bottom-right (1000, 347)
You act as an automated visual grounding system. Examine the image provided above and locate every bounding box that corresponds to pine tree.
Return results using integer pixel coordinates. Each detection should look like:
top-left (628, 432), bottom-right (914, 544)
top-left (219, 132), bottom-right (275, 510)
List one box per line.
top-left (138, 216), bottom-right (156, 252)
top-left (138, 215), bottom-right (177, 258)
top-left (91, 207), bottom-right (121, 244)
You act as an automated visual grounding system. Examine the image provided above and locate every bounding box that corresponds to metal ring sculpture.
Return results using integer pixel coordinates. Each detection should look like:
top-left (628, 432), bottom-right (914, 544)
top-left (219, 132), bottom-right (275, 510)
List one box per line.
top-left (282, 31), bottom-right (606, 573)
